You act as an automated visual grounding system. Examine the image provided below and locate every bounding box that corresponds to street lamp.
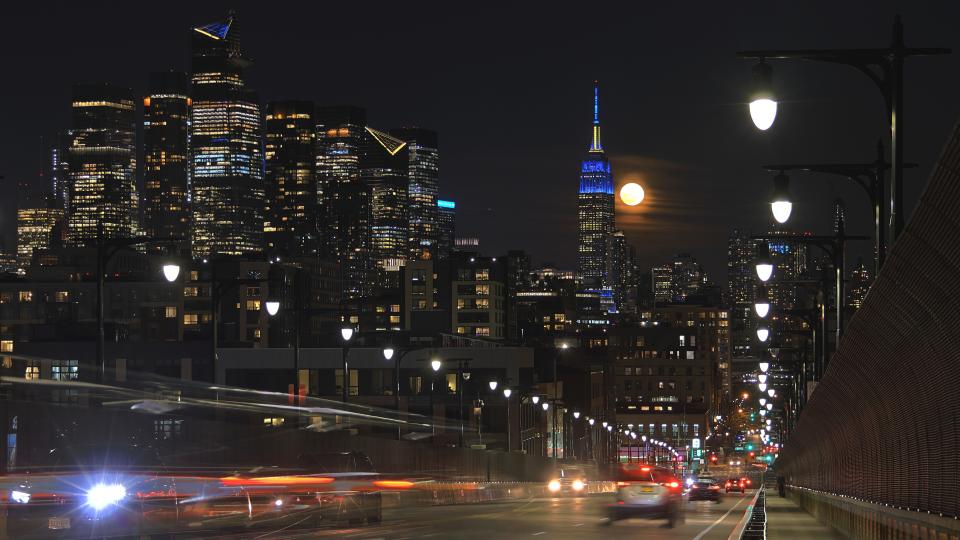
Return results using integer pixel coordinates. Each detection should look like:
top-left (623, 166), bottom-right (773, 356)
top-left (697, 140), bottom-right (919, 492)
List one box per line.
top-left (602, 421), bottom-right (608, 428)
top-left (768, 389), bottom-right (776, 398)
top-left (758, 383), bottom-right (768, 392)
top-left (770, 172), bottom-right (792, 223)
top-left (264, 300), bottom-right (280, 316)
top-left (488, 380), bottom-right (499, 391)
top-left (749, 60), bottom-right (777, 131)
top-left (382, 347), bottom-right (395, 361)
top-left (573, 411), bottom-right (580, 419)
top-left (431, 359), bottom-right (442, 372)
top-left (503, 387), bottom-right (513, 452)
top-left (756, 325), bottom-right (770, 343)
top-left (341, 327), bottom-right (354, 402)
top-left (758, 374), bottom-right (768, 384)
top-left (759, 361), bottom-right (770, 373)
top-left (531, 395), bottom-right (540, 405)
top-left (542, 402), bottom-right (549, 411)
top-left (760, 398), bottom-right (767, 407)
top-left (766, 403), bottom-right (773, 411)
top-left (754, 285), bottom-right (770, 318)
top-left (755, 242), bottom-right (773, 282)
top-left (588, 418), bottom-right (595, 426)
top-left (162, 263), bottom-right (181, 283)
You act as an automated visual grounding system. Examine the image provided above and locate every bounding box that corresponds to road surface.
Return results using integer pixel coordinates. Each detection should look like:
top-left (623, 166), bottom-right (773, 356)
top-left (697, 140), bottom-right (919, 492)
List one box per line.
top-left (223, 490), bottom-right (755, 539)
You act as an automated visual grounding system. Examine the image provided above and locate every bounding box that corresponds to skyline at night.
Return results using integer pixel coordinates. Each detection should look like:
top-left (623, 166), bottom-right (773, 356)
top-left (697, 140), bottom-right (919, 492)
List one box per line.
top-left (3, 2), bottom-right (960, 281)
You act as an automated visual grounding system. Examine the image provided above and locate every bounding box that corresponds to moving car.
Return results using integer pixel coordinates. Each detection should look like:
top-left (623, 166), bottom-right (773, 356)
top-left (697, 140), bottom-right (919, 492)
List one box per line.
top-left (547, 467), bottom-right (588, 495)
top-left (725, 477), bottom-right (746, 493)
top-left (606, 464), bottom-right (684, 527)
top-left (688, 478), bottom-right (722, 502)
top-left (2, 446), bottom-right (386, 538)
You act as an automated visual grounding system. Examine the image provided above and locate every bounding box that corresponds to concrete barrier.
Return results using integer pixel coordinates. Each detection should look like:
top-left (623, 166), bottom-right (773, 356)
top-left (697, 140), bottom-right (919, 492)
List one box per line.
top-left (787, 486), bottom-right (960, 540)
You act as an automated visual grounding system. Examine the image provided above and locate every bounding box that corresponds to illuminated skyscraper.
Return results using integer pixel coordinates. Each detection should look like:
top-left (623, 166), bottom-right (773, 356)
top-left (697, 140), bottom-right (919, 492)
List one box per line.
top-left (17, 195), bottom-right (64, 269)
top-left (316, 106), bottom-right (372, 298)
top-left (50, 132), bottom-right (70, 211)
top-left (66, 83), bottom-right (138, 245)
top-left (143, 71), bottom-right (191, 247)
top-left (362, 127), bottom-right (409, 288)
top-left (847, 257), bottom-right (871, 310)
top-left (605, 230), bottom-right (629, 313)
top-left (189, 13), bottom-right (264, 258)
top-left (264, 100), bottom-right (317, 257)
top-left (577, 82), bottom-right (615, 287)
top-left (652, 265), bottom-right (672, 304)
top-left (436, 199), bottom-right (456, 260)
top-left (727, 228), bottom-right (756, 358)
top-left (390, 128), bottom-right (439, 260)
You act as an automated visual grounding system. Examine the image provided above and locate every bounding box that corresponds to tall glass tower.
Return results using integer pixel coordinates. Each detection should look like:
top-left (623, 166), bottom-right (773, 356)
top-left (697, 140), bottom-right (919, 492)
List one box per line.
top-left (66, 83), bottom-right (138, 245)
top-left (264, 100), bottom-right (317, 257)
top-left (390, 128), bottom-right (439, 261)
top-left (316, 106), bottom-right (373, 299)
top-left (143, 71), bottom-right (190, 249)
top-left (189, 12), bottom-right (264, 258)
top-left (577, 82), bottom-right (615, 288)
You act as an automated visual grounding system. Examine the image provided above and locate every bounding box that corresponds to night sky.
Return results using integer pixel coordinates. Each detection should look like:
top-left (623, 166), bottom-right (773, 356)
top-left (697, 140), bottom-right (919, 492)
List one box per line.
top-left (3, 1), bottom-right (960, 282)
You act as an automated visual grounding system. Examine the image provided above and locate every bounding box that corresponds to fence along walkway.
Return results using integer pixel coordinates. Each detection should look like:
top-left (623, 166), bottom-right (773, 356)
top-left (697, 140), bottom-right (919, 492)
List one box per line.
top-left (776, 117), bottom-right (960, 517)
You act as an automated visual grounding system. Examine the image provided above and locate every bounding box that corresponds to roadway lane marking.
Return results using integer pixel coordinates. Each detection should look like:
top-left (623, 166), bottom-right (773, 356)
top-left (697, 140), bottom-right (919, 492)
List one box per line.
top-left (691, 496), bottom-right (748, 540)
top-left (574, 523), bottom-right (584, 527)
top-left (531, 532), bottom-right (546, 536)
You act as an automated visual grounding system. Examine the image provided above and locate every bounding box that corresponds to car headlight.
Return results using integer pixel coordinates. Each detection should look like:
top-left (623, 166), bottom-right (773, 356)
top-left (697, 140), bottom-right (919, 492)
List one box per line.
top-left (11, 490), bottom-right (30, 504)
top-left (572, 479), bottom-right (585, 491)
top-left (548, 479), bottom-right (561, 492)
top-left (87, 483), bottom-right (127, 511)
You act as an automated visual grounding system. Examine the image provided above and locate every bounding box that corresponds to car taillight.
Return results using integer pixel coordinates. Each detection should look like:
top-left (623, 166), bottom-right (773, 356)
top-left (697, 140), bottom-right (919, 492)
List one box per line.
top-left (668, 481), bottom-right (680, 489)
top-left (616, 481), bottom-right (631, 487)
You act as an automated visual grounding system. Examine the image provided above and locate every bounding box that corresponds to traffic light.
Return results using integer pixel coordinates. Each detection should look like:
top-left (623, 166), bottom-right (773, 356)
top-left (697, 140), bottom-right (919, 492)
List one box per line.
top-left (745, 443), bottom-right (754, 451)
top-left (710, 454), bottom-right (718, 463)
top-left (749, 451), bottom-right (756, 458)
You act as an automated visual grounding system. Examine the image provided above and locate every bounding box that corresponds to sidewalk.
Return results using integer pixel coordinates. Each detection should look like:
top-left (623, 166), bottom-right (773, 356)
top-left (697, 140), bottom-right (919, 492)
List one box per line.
top-left (765, 491), bottom-right (846, 539)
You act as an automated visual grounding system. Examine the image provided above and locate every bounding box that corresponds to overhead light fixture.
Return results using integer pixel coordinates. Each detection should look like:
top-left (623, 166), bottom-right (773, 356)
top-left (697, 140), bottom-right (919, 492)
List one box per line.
top-left (749, 60), bottom-right (777, 131)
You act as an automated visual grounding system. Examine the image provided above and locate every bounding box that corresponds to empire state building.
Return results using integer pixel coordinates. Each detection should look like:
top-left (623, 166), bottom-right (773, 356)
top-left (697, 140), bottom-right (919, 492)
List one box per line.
top-left (577, 82), bottom-right (615, 287)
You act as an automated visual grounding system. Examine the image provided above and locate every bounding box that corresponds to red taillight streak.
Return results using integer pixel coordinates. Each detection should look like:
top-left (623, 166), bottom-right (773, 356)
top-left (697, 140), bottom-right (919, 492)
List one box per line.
top-left (373, 480), bottom-right (414, 489)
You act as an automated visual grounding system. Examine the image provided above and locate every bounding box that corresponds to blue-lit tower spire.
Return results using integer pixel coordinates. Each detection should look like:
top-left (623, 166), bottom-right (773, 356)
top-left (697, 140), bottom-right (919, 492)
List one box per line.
top-left (578, 81), bottom-right (615, 287)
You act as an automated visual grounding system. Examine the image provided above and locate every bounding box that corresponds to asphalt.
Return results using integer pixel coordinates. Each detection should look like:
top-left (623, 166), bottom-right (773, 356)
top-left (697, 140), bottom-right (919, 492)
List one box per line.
top-left (225, 490), bottom-right (757, 539)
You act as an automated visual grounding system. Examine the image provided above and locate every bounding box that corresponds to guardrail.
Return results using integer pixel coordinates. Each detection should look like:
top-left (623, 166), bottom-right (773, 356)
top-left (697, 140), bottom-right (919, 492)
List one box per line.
top-left (728, 487), bottom-right (765, 540)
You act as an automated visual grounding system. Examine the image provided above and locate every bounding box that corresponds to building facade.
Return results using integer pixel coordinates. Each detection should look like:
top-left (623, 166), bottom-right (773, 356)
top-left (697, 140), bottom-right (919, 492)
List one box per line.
top-left (390, 128), bottom-right (439, 261)
top-left (436, 199), bottom-right (456, 260)
top-left (264, 100), bottom-right (317, 257)
top-left (315, 106), bottom-right (372, 299)
top-left (17, 197), bottom-right (64, 270)
top-left (577, 82), bottom-right (615, 288)
top-left (189, 14), bottom-right (264, 258)
top-left (143, 71), bottom-right (191, 247)
top-left (66, 83), bottom-right (138, 245)
top-left (362, 127), bottom-right (409, 289)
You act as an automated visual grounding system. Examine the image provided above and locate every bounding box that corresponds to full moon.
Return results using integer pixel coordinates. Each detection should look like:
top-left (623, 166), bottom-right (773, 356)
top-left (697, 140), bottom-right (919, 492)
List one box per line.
top-left (619, 182), bottom-right (645, 206)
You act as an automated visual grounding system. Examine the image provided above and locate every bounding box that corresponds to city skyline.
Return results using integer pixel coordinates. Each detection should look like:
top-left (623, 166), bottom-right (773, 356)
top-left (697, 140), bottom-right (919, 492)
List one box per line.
top-left (3, 2), bottom-right (960, 280)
